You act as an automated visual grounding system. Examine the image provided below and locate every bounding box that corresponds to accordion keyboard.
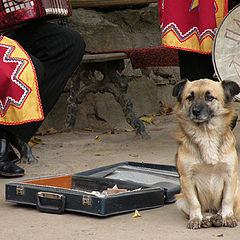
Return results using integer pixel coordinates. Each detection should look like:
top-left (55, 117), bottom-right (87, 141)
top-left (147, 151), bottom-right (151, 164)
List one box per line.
top-left (0, 0), bottom-right (71, 33)
top-left (2, 0), bottom-right (34, 14)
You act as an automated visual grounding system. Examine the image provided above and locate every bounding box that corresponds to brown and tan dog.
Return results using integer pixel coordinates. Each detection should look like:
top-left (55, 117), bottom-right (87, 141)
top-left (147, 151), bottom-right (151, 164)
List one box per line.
top-left (172, 79), bottom-right (240, 229)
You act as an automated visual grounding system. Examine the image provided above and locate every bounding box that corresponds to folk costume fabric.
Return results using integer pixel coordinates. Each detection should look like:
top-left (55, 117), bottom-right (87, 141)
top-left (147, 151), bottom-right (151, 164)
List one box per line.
top-left (0, 35), bottom-right (43, 125)
top-left (159, 0), bottom-right (228, 53)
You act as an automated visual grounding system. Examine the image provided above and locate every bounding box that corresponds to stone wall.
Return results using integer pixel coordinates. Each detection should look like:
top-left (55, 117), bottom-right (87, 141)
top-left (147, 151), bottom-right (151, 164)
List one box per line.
top-left (42, 3), bottom-right (180, 131)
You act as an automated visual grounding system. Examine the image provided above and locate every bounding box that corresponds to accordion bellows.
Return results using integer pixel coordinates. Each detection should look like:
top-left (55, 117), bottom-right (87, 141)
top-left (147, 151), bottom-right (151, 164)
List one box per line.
top-left (0, 0), bottom-right (72, 33)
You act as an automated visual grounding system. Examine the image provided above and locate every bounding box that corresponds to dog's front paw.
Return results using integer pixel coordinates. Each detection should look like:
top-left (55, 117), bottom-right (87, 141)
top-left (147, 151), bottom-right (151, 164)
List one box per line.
top-left (201, 217), bottom-right (212, 228)
top-left (222, 216), bottom-right (238, 228)
top-left (211, 214), bottom-right (223, 227)
top-left (187, 218), bottom-right (202, 229)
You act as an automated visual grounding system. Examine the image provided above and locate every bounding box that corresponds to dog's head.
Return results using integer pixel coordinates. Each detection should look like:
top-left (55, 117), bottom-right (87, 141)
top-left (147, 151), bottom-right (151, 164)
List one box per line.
top-left (172, 79), bottom-right (240, 123)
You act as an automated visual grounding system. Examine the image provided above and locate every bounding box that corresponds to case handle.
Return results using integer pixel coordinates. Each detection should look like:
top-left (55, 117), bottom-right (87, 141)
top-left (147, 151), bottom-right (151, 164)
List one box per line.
top-left (36, 192), bottom-right (66, 214)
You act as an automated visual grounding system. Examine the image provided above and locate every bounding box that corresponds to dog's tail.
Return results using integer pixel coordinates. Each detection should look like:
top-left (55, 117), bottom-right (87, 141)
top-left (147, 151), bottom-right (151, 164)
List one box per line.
top-left (175, 192), bottom-right (183, 200)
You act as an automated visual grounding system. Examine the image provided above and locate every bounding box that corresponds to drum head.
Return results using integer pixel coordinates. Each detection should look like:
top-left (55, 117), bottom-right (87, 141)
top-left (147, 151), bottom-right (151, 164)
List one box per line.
top-left (212, 4), bottom-right (240, 100)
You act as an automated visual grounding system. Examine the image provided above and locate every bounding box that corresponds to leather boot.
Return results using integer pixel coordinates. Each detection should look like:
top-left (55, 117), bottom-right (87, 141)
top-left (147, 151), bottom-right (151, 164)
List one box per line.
top-left (8, 145), bottom-right (20, 164)
top-left (0, 138), bottom-right (24, 177)
top-left (9, 135), bottom-right (38, 164)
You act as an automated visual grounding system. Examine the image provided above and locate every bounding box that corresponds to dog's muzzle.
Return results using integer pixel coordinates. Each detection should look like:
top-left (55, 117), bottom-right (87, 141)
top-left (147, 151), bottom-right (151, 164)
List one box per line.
top-left (189, 103), bottom-right (214, 122)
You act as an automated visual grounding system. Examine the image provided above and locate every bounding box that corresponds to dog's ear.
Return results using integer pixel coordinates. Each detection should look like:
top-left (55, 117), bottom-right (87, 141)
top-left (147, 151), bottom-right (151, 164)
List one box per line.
top-left (172, 80), bottom-right (187, 102)
top-left (221, 80), bottom-right (240, 103)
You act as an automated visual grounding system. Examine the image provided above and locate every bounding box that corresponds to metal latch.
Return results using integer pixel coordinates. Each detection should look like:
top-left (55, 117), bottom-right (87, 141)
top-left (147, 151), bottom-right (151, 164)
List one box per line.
top-left (16, 185), bottom-right (24, 195)
top-left (82, 195), bottom-right (91, 206)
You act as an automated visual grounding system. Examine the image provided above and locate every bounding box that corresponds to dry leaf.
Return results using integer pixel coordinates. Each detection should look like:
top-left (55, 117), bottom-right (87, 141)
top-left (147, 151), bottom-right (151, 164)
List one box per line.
top-left (125, 129), bottom-right (134, 132)
top-left (129, 154), bottom-right (139, 158)
top-left (106, 130), bottom-right (115, 135)
top-left (132, 210), bottom-right (141, 218)
top-left (139, 101), bottom-right (172, 122)
top-left (29, 137), bottom-right (42, 147)
top-left (83, 128), bottom-right (93, 132)
top-left (139, 116), bottom-right (154, 124)
top-left (95, 153), bottom-right (104, 156)
top-left (36, 128), bottom-right (57, 136)
top-left (95, 136), bottom-right (101, 141)
top-left (159, 100), bottom-right (172, 115)
top-left (46, 128), bottom-right (57, 135)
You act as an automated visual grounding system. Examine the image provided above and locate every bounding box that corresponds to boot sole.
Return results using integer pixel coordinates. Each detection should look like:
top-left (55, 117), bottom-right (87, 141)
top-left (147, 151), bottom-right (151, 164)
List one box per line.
top-left (0, 171), bottom-right (24, 177)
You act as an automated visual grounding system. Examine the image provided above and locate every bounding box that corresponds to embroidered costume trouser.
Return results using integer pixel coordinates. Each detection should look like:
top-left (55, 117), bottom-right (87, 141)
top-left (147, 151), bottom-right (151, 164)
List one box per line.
top-left (1, 21), bottom-right (85, 142)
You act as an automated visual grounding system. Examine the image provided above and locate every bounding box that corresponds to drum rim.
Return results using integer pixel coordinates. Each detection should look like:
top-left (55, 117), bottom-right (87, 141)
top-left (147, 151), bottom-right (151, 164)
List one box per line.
top-left (212, 3), bottom-right (240, 82)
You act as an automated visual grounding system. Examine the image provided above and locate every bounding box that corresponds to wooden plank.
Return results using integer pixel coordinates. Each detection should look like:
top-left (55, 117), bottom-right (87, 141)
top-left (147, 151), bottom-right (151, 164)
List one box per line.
top-left (70, 0), bottom-right (157, 8)
top-left (82, 52), bottom-right (128, 63)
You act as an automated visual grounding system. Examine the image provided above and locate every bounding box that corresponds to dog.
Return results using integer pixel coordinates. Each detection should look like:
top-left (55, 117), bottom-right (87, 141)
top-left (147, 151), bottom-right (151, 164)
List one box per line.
top-left (172, 79), bottom-right (240, 229)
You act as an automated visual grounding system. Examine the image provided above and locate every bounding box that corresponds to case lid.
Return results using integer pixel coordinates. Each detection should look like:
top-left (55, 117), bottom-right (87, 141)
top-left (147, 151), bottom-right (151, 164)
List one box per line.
top-left (73, 161), bottom-right (180, 203)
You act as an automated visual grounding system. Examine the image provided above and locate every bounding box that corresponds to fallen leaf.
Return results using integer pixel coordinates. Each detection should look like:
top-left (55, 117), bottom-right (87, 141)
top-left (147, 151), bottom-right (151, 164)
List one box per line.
top-left (132, 210), bottom-right (141, 218)
top-left (36, 128), bottom-right (57, 136)
top-left (46, 128), bottom-right (57, 135)
top-left (29, 137), bottom-right (42, 147)
top-left (125, 129), bottom-right (134, 132)
top-left (139, 116), bottom-right (154, 124)
top-left (129, 154), bottom-right (139, 158)
top-left (105, 130), bottom-right (115, 135)
top-left (138, 102), bottom-right (172, 122)
top-left (83, 128), bottom-right (94, 132)
top-left (95, 136), bottom-right (101, 141)
top-left (159, 100), bottom-right (173, 115)
top-left (95, 153), bottom-right (104, 156)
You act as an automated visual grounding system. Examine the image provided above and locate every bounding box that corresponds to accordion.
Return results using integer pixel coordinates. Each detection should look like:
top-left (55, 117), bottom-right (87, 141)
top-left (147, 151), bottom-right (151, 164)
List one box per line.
top-left (0, 0), bottom-right (72, 33)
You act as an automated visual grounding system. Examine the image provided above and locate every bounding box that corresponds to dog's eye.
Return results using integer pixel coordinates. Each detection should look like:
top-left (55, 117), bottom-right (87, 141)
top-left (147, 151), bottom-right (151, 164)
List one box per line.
top-left (186, 92), bottom-right (194, 101)
top-left (205, 91), bottom-right (216, 102)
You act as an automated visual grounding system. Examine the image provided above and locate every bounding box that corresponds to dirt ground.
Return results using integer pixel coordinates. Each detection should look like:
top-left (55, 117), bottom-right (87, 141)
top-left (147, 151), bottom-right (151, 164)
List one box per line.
top-left (2, 111), bottom-right (240, 240)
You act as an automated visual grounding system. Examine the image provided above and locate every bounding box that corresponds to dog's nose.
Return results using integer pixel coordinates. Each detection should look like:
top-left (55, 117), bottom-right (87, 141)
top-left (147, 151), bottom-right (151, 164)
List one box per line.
top-left (189, 103), bottom-right (214, 122)
top-left (191, 104), bottom-right (202, 117)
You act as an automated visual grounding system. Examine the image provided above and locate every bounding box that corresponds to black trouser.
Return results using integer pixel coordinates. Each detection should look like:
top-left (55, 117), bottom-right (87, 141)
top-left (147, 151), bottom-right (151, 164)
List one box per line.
top-left (1, 21), bottom-right (85, 142)
top-left (178, 50), bottom-right (215, 81)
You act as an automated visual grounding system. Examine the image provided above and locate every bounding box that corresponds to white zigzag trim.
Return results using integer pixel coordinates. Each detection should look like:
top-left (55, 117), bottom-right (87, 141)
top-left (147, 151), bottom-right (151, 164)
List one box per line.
top-left (162, 22), bottom-right (215, 39)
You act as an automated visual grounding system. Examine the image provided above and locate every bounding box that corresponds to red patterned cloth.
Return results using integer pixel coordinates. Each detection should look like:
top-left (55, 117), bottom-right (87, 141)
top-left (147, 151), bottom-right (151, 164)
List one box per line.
top-left (125, 46), bottom-right (179, 69)
top-left (0, 35), bottom-right (43, 125)
top-left (158, 0), bottom-right (228, 53)
top-left (86, 46), bottom-right (179, 69)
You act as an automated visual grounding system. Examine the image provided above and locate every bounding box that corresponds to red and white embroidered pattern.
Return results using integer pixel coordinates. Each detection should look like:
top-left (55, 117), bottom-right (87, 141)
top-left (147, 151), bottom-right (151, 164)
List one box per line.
top-left (0, 38), bottom-right (31, 116)
top-left (0, 35), bottom-right (43, 125)
top-left (159, 0), bottom-right (227, 53)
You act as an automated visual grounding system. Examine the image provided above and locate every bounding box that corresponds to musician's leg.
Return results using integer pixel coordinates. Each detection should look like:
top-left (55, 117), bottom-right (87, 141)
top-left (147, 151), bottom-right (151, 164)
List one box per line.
top-left (5, 21), bottom-right (85, 142)
top-left (178, 50), bottom-right (215, 81)
top-left (0, 128), bottom-right (24, 177)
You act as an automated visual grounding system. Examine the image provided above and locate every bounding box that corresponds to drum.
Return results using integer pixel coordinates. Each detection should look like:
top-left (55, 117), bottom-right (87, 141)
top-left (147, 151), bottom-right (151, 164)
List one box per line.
top-left (212, 4), bottom-right (240, 100)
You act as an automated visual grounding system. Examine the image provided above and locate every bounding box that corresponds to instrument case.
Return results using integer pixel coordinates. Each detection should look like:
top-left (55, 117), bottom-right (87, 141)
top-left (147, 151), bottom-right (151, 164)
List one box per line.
top-left (5, 161), bottom-right (180, 216)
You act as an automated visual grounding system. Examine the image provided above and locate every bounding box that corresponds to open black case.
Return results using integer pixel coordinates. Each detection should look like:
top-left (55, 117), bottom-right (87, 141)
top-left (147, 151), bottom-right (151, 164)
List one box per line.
top-left (5, 161), bottom-right (180, 216)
